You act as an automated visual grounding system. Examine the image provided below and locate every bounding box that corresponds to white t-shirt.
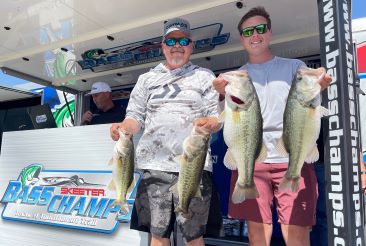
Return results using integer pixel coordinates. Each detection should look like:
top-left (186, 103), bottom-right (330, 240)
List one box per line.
top-left (239, 56), bottom-right (305, 163)
top-left (126, 62), bottom-right (219, 172)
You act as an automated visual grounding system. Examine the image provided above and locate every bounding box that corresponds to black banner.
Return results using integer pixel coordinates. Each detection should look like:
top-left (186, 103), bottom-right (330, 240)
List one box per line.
top-left (317, 0), bottom-right (365, 245)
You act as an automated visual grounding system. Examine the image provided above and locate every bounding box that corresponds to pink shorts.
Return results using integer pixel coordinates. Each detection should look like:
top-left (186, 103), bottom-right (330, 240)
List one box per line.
top-left (228, 162), bottom-right (318, 226)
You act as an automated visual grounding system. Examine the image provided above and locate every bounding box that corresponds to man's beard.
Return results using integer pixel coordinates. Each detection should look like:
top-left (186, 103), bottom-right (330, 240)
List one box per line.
top-left (170, 48), bottom-right (186, 66)
top-left (171, 57), bottom-right (184, 66)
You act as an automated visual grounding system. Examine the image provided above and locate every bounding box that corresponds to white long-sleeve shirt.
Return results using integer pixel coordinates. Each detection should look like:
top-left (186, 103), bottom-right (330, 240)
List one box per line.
top-left (126, 62), bottom-right (219, 172)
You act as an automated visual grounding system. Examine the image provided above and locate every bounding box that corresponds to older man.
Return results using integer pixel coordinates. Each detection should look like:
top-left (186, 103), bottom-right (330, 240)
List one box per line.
top-left (110, 18), bottom-right (221, 246)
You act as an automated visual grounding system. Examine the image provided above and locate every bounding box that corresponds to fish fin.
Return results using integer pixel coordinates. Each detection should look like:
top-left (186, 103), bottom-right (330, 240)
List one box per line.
top-left (256, 144), bottom-right (267, 162)
top-left (120, 203), bottom-right (130, 215)
top-left (275, 137), bottom-right (288, 157)
top-left (174, 155), bottom-right (184, 164)
top-left (112, 199), bottom-right (129, 215)
top-left (175, 206), bottom-right (186, 214)
top-left (232, 111), bottom-right (241, 123)
top-left (305, 145), bottom-right (319, 163)
top-left (221, 73), bottom-right (234, 82)
top-left (108, 158), bottom-right (114, 166)
top-left (194, 187), bottom-right (202, 199)
top-left (278, 176), bottom-right (300, 193)
top-left (181, 212), bottom-right (193, 219)
top-left (169, 183), bottom-right (178, 194)
top-left (319, 106), bottom-right (329, 117)
top-left (223, 149), bottom-right (238, 170)
top-left (219, 111), bottom-right (226, 122)
top-left (175, 207), bottom-right (193, 219)
top-left (108, 181), bottom-right (116, 191)
top-left (231, 183), bottom-right (259, 204)
top-left (127, 179), bottom-right (136, 194)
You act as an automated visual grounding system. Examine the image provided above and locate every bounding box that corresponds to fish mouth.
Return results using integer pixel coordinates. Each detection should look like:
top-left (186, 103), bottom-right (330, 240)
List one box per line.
top-left (230, 96), bottom-right (245, 105)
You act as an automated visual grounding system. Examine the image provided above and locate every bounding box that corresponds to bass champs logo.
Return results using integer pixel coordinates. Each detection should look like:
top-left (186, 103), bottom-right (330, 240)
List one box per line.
top-left (0, 164), bottom-right (140, 233)
top-left (77, 23), bottom-right (229, 72)
top-left (320, 0), bottom-right (364, 245)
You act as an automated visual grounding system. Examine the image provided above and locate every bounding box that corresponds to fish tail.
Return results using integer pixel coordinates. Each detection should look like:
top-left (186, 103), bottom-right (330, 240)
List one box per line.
top-left (119, 203), bottom-right (130, 215)
top-left (278, 176), bottom-right (301, 193)
top-left (112, 199), bottom-right (129, 214)
top-left (182, 212), bottom-right (193, 219)
top-left (244, 184), bottom-right (260, 200)
top-left (175, 206), bottom-right (188, 215)
top-left (231, 183), bottom-right (259, 204)
top-left (175, 207), bottom-right (192, 219)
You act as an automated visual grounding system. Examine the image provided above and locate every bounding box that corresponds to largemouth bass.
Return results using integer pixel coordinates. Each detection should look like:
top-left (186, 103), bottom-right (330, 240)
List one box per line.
top-left (221, 70), bottom-right (266, 204)
top-left (108, 130), bottom-right (135, 213)
top-left (171, 126), bottom-right (210, 219)
top-left (278, 67), bottom-right (328, 192)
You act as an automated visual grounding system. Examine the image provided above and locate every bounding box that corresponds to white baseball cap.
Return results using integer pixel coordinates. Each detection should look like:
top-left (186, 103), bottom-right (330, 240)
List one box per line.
top-left (163, 17), bottom-right (191, 37)
top-left (86, 82), bottom-right (111, 95)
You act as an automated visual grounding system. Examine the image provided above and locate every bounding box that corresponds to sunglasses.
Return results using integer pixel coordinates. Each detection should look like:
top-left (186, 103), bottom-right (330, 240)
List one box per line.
top-left (240, 24), bottom-right (269, 37)
top-left (163, 37), bottom-right (192, 47)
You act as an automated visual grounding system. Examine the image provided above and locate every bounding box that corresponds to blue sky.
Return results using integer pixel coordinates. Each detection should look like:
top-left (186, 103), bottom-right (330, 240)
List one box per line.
top-left (1, 0), bottom-right (366, 91)
top-left (353, 0), bottom-right (366, 19)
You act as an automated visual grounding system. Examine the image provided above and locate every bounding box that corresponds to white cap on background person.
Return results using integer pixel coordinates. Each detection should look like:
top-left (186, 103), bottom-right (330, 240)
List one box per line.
top-left (86, 82), bottom-right (111, 95)
top-left (163, 17), bottom-right (191, 37)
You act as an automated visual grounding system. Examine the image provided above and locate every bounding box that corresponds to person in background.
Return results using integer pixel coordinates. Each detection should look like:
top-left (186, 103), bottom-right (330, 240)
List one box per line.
top-left (213, 6), bottom-right (332, 246)
top-left (110, 17), bottom-right (222, 246)
top-left (81, 81), bottom-right (126, 125)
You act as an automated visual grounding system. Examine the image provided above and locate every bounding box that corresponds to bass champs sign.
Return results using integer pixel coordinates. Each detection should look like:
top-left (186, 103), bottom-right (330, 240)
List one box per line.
top-left (317, 0), bottom-right (365, 245)
top-left (77, 23), bottom-right (229, 73)
top-left (1, 164), bottom-right (141, 233)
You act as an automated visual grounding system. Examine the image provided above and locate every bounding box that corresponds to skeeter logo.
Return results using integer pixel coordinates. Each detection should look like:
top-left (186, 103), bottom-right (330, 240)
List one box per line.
top-left (0, 164), bottom-right (141, 233)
